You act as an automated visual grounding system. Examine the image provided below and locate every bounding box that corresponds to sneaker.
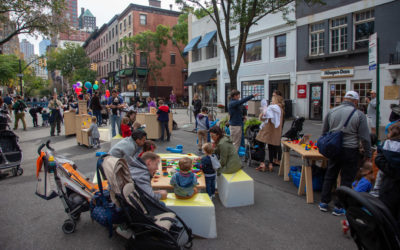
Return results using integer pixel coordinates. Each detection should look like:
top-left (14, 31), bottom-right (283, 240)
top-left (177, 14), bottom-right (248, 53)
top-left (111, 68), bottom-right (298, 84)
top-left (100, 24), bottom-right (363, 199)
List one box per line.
top-left (341, 220), bottom-right (349, 235)
top-left (319, 202), bottom-right (329, 212)
top-left (332, 207), bottom-right (346, 216)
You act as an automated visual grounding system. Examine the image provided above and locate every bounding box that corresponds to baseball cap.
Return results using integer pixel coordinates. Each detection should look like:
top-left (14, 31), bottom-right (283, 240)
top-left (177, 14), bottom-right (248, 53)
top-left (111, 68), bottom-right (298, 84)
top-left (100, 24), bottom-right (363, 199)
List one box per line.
top-left (344, 91), bottom-right (360, 100)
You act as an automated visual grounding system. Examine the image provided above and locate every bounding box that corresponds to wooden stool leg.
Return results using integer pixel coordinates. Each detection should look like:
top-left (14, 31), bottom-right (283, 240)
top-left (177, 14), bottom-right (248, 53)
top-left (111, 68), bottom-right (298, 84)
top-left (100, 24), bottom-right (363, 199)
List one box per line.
top-left (298, 164), bottom-right (306, 196)
top-left (278, 150), bottom-right (285, 176)
top-left (283, 147), bottom-right (290, 181)
top-left (304, 166), bottom-right (314, 203)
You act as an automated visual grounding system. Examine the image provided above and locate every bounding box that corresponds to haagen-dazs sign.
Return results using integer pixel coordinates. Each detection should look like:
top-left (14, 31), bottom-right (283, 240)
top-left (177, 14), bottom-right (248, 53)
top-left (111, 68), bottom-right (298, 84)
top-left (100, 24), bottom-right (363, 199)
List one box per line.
top-left (321, 67), bottom-right (354, 78)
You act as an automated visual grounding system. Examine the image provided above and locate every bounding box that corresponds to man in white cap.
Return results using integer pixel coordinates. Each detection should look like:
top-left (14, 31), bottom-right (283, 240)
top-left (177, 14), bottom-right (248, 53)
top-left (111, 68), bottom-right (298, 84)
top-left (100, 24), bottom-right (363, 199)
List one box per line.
top-left (366, 90), bottom-right (377, 134)
top-left (319, 90), bottom-right (371, 216)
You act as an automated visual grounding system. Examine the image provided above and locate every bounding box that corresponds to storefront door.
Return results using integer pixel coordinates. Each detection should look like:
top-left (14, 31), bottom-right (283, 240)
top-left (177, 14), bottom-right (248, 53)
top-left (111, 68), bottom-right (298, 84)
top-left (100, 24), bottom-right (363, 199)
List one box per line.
top-left (269, 80), bottom-right (290, 100)
top-left (309, 83), bottom-right (323, 120)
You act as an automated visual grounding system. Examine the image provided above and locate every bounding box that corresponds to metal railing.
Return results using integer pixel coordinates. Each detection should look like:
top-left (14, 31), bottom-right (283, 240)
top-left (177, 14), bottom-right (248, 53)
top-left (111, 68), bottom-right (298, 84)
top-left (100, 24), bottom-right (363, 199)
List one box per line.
top-left (389, 52), bottom-right (400, 65)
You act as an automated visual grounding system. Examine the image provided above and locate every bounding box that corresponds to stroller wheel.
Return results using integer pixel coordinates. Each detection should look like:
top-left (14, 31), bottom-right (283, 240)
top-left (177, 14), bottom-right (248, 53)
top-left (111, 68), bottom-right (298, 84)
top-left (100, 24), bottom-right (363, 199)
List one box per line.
top-left (184, 241), bottom-right (193, 249)
top-left (62, 219), bottom-right (76, 234)
top-left (71, 212), bottom-right (80, 221)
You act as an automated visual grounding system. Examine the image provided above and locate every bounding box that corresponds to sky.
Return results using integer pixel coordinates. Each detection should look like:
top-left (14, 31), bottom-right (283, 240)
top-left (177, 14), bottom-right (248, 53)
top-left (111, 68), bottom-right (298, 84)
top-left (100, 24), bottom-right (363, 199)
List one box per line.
top-left (20, 0), bottom-right (179, 54)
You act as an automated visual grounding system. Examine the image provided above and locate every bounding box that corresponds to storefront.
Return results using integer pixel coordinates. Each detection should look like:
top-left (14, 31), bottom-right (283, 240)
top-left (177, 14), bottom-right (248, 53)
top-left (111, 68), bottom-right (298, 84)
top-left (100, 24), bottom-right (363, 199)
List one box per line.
top-left (185, 69), bottom-right (217, 106)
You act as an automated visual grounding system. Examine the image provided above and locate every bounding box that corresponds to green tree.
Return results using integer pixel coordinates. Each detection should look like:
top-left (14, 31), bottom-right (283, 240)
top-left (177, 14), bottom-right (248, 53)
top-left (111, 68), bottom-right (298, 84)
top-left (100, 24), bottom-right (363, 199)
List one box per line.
top-left (0, 0), bottom-right (69, 46)
top-left (23, 69), bottom-right (49, 97)
top-left (171, 13), bottom-right (189, 65)
top-left (0, 54), bottom-right (19, 86)
top-left (176, 0), bottom-right (323, 90)
top-left (47, 43), bottom-right (95, 87)
top-left (121, 25), bottom-right (169, 94)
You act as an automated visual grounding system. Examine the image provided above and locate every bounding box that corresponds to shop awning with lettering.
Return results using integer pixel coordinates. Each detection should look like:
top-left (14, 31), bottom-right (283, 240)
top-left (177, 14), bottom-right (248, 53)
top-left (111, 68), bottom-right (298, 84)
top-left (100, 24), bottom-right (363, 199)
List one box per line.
top-left (197, 31), bottom-right (217, 49)
top-left (183, 36), bottom-right (201, 54)
top-left (184, 69), bottom-right (216, 86)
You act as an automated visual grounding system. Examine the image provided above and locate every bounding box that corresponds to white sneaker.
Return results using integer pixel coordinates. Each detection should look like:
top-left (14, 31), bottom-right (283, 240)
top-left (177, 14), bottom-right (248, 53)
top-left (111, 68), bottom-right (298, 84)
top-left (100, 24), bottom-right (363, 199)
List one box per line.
top-left (116, 226), bottom-right (134, 239)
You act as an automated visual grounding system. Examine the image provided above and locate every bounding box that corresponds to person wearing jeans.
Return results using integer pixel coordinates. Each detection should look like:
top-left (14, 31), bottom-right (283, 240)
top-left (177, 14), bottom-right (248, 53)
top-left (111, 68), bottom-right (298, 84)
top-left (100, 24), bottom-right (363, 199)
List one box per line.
top-left (107, 89), bottom-right (124, 137)
top-left (157, 100), bottom-right (170, 141)
top-left (90, 91), bottom-right (102, 126)
top-left (200, 143), bottom-right (217, 197)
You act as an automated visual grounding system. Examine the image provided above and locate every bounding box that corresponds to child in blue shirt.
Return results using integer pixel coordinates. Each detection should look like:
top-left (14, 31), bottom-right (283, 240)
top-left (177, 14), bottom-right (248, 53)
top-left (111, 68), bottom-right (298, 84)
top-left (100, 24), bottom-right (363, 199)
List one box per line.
top-left (170, 157), bottom-right (198, 199)
top-left (200, 143), bottom-right (219, 198)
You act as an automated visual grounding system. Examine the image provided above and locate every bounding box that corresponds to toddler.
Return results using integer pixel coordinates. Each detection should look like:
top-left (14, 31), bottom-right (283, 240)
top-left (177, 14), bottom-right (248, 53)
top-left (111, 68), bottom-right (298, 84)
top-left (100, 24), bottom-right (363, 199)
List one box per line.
top-left (121, 117), bottom-right (132, 138)
top-left (29, 106), bottom-right (39, 127)
top-left (88, 116), bottom-right (100, 148)
top-left (41, 109), bottom-right (49, 126)
top-left (133, 121), bottom-right (144, 131)
top-left (200, 143), bottom-right (220, 197)
top-left (138, 140), bottom-right (156, 158)
top-left (170, 157), bottom-right (198, 199)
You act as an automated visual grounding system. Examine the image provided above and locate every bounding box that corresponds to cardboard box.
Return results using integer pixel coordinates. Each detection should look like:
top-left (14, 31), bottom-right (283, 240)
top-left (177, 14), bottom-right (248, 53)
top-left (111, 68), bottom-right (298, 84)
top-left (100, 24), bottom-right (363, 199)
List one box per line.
top-left (136, 113), bottom-right (173, 139)
top-left (247, 100), bottom-right (261, 116)
top-left (78, 100), bottom-right (88, 115)
top-left (75, 114), bottom-right (92, 145)
top-left (81, 129), bottom-right (90, 147)
top-left (64, 111), bottom-right (76, 136)
top-left (384, 85), bottom-right (400, 100)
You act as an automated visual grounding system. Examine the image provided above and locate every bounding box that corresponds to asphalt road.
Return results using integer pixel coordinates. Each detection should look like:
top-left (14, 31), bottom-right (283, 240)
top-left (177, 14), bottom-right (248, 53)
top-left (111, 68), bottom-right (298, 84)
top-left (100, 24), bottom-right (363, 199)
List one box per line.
top-left (0, 110), bottom-right (356, 250)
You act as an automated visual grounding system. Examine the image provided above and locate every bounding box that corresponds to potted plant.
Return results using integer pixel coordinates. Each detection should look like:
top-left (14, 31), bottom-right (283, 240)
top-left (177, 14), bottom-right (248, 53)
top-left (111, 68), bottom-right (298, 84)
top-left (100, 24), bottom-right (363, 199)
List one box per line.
top-left (217, 104), bottom-right (225, 112)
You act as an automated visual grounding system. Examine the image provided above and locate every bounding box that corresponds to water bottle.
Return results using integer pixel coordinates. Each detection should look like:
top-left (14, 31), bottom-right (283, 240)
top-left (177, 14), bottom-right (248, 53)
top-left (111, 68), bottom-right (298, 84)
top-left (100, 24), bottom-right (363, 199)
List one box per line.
top-left (48, 156), bottom-right (56, 173)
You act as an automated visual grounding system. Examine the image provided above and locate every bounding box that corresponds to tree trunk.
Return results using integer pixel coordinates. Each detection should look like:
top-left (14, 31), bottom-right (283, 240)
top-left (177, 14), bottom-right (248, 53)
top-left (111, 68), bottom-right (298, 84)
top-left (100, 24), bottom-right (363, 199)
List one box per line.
top-left (229, 69), bottom-right (238, 91)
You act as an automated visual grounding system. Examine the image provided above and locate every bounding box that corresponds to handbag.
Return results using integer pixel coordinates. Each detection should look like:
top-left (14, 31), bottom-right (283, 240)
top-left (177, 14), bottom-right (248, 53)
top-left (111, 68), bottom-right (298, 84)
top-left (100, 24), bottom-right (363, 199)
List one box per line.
top-left (90, 157), bottom-right (124, 237)
top-left (317, 108), bottom-right (357, 159)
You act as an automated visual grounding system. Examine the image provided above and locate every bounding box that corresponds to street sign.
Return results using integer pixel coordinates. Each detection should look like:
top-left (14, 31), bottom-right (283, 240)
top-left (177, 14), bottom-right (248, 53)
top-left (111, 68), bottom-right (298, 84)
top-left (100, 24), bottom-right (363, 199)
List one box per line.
top-left (17, 73), bottom-right (24, 77)
top-left (369, 33), bottom-right (377, 71)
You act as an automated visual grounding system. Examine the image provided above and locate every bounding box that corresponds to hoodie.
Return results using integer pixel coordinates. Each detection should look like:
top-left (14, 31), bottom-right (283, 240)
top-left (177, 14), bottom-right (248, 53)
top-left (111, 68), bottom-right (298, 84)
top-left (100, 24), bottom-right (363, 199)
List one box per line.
top-left (127, 156), bottom-right (161, 200)
top-left (196, 113), bottom-right (209, 130)
top-left (157, 105), bottom-right (170, 122)
top-left (170, 171), bottom-right (198, 197)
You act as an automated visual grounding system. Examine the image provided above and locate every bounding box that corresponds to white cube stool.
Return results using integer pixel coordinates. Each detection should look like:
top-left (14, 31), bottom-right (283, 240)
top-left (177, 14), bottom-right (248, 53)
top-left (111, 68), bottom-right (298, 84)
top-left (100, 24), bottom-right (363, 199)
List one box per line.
top-left (165, 193), bottom-right (217, 239)
top-left (218, 169), bottom-right (254, 208)
top-left (98, 128), bottom-right (110, 142)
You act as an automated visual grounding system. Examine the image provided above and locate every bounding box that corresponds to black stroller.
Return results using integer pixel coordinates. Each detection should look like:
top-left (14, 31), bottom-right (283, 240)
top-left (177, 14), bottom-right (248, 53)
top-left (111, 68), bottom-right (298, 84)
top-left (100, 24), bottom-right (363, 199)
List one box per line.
top-left (0, 115), bottom-right (23, 177)
top-left (101, 107), bottom-right (109, 125)
top-left (97, 155), bottom-right (193, 249)
top-left (337, 186), bottom-right (400, 250)
top-left (244, 124), bottom-right (265, 168)
top-left (282, 117), bottom-right (305, 141)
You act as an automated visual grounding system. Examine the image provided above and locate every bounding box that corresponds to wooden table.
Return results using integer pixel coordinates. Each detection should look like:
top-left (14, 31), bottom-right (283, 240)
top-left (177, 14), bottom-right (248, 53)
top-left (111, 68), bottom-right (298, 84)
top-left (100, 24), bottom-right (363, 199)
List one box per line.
top-left (278, 140), bottom-right (327, 203)
top-left (151, 154), bottom-right (206, 190)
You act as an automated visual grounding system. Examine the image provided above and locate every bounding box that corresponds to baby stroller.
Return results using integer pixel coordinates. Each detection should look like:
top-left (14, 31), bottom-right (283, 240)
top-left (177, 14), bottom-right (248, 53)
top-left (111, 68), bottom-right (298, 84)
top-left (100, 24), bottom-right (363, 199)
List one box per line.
top-left (0, 115), bottom-right (23, 177)
top-left (101, 107), bottom-right (109, 125)
top-left (244, 124), bottom-right (265, 168)
top-left (97, 154), bottom-right (193, 249)
top-left (282, 117), bottom-right (305, 141)
top-left (35, 141), bottom-right (108, 234)
top-left (337, 186), bottom-right (400, 250)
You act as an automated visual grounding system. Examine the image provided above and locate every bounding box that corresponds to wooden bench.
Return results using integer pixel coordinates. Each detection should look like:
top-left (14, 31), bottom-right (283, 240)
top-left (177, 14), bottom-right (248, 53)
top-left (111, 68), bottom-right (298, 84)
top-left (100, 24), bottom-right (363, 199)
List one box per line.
top-left (218, 169), bottom-right (254, 208)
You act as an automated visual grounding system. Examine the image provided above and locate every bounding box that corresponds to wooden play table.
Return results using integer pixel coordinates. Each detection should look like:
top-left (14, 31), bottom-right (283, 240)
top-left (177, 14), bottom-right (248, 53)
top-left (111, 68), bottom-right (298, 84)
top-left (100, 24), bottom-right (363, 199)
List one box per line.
top-left (278, 140), bottom-right (327, 203)
top-left (151, 153), bottom-right (206, 190)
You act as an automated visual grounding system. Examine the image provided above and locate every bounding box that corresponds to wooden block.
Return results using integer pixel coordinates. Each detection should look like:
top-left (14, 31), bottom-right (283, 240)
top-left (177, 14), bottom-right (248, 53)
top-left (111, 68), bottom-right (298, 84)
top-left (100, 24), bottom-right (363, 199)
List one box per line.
top-left (64, 111), bottom-right (76, 136)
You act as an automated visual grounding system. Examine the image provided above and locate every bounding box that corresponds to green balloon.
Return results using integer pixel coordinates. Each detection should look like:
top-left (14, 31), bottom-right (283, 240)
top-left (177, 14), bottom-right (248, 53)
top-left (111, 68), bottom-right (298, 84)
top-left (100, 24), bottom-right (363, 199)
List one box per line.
top-left (93, 84), bottom-right (99, 90)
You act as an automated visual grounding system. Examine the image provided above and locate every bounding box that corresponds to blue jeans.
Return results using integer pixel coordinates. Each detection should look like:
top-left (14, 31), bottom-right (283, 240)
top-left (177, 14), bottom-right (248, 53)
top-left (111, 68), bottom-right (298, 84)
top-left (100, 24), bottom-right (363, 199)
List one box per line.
top-left (205, 176), bottom-right (216, 197)
top-left (110, 114), bottom-right (121, 137)
top-left (159, 121), bottom-right (170, 141)
top-left (93, 110), bottom-right (102, 126)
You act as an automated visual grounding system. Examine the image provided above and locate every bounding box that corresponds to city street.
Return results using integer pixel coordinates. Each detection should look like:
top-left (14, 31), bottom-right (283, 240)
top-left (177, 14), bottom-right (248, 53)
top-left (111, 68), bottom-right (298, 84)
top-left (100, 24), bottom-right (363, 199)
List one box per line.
top-left (0, 110), bottom-right (356, 250)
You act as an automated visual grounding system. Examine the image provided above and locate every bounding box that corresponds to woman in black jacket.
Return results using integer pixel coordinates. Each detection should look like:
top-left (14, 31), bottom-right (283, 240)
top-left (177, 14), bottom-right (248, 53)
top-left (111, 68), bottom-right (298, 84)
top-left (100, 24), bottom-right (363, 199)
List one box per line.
top-left (90, 91), bottom-right (103, 126)
top-left (192, 93), bottom-right (202, 124)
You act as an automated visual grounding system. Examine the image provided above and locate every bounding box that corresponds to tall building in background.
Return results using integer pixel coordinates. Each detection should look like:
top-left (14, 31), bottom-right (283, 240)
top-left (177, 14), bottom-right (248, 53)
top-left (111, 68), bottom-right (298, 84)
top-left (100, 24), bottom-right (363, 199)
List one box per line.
top-left (65, 0), bottom-right (79, 29)
top-left (20, 39), bottom-right (34, 59)
top-left (79, 8), bottom-right (96, 32)
top-left (39, 39), bottom-right (51, 56)
top-left (0, 13), bottom-right (21, 55)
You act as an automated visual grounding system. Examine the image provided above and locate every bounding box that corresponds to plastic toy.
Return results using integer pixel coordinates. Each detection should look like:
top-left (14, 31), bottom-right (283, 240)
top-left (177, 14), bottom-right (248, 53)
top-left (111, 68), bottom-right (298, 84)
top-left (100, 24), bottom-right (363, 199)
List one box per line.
top-left (163, 171), bottom-right (168, 176)
top-left (166, 146), bottom-right (183, 153)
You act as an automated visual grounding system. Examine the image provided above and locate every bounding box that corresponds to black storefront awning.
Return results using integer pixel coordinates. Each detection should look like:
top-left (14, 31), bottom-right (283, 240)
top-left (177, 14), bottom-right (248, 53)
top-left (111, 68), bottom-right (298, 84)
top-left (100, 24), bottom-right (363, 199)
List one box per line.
top-left (184, 69), bottom-right (216, 86)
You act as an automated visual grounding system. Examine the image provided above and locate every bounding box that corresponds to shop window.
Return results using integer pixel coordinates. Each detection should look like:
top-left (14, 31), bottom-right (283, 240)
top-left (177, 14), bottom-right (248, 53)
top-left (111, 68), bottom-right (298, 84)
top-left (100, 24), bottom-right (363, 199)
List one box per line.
top-left (329, 82), bottom-right (346, 108)
top-left (353, 82), bottom-right (372, 113)
top-left (241, 80), bottom-right (264, 101)
top-left (274, 34), bottom-right (286, 58)
top-left (310, 22), bottom-right (325, 56)
top-left (140, 14), bottom-right (147, 25)
top-left (244, 40), bottom-right (261, 62)
top-left (206, 37), bottom-right (217, 59)
top-left (192, 48), bottom-right (201, 62)
top-left (330, 17), bottom-right (347, 53)
top-left (354, 9), bottom-right (374, 49)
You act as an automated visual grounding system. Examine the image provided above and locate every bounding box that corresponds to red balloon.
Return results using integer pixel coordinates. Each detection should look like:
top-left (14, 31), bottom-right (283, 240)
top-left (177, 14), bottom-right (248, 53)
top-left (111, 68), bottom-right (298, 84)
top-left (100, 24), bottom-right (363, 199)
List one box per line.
top-left (76, 87), bottom-right (82, 92)
top-left (105, 89), bottom-right (110, 98)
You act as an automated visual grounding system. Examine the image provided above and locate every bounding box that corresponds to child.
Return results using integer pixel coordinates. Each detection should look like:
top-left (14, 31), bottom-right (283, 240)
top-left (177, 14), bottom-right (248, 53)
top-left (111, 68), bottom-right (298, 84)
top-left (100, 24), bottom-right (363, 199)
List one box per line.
top-left (121, 117), bottom-right (131, 138)
top-left (196, 107), bottom-right (209, 152)
top-left (133, 121), bottom-right (143, 131)
top-left (170, 157), bottom-right (198, 199)
top-left (138, 140), bottom-right (156, 158)
top-left (41, 109), bottom-right (49, 127)
top-left (156, 100), bottom-right (170, 142)
top-left (200, 143), bottom-right (219, 198)
top-left (88, 116), bottom-right (100, 148)
top-left (29, 106), bottom-right (39, 127)
top-left (342, 161), bottom-right (375, 234)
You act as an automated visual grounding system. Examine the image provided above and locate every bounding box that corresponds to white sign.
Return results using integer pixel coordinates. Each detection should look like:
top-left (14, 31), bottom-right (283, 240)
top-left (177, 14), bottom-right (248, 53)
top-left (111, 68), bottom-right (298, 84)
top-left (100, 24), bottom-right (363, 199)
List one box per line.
top-left (321, 68), bottom-right (354, 78)
top-left (369, 33), bottom-right (377, 71)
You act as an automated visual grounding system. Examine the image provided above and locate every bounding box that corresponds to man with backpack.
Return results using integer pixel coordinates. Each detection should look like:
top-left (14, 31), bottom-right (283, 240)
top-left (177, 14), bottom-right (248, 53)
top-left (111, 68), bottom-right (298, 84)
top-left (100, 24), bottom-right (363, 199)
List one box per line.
top-left (319, 91), bottom-right (371, 216)
top-left (13, 95), bottom-right (27, 130)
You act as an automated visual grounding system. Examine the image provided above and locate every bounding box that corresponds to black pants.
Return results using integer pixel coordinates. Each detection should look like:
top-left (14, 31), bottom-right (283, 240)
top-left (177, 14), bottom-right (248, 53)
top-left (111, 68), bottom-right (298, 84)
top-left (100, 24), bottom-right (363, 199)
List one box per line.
top-left (32, 115), bottom-right (38, 127)
top-left (160, 121), bottom-right (170, 141)
top-left (268, 144), bottom-right (281, 163)
top-left (193, 111), bottom-right (200, 124)
top-left (50, 120), bottom-right (61, 136)
top-left (320, 148), bottom-right (359, 208)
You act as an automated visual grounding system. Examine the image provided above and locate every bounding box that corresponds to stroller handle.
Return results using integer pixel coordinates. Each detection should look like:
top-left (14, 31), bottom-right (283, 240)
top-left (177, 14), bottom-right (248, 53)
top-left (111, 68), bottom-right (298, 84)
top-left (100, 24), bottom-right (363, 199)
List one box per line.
top-left (37, 140), bottom-right (54, 155)
top-left (37, 143), bottom-right (46, 155)
top-left (46, 140), bottom-right (54, 151)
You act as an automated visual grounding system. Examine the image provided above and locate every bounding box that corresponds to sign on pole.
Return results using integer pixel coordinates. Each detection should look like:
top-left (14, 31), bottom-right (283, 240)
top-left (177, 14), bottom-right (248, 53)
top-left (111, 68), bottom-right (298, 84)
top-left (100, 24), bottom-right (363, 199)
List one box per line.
top-left (369, 33), bottom-right (377, 71)
top-left (16, 73), bottom-right (24, 77)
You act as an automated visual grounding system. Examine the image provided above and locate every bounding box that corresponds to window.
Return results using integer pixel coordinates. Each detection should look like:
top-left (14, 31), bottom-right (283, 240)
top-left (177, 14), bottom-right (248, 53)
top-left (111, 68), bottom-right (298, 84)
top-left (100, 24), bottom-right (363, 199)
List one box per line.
top-left (140, 14), bottom-right (147, 25)
top-left (115, 25), bottom-right (118, 34)
top-left (129, 32), bottom-right (131, 37)
top-left (192, 48), bottom-right (201, 62)
top-left (170, 54), bottom-right (176, 65)
top-left (129, 15), bottom-right (131, 26)
top-left (353, 82), bottom-right (372, 112)
top-left (124, 19), bottom-right (126, 31)
top-left (140, 52), bottom-right (147, 66)
top-left (244, 40), bottom-right (261, 62)
top-left (329, 82), bottom-right (346, 108)
top-left (310, 22), bottom-right (325, 56)
top-left (112, 28), bottom-right (114, 38)
top-left (330, 17), bottom-right (347, 52)
top-left (112, 45), bottom-right (114, 54)
top-left (275, 34), bottom-right (286, 58)
top-left (116, 42), bottom-right (118, 52)
top-left (241, 80), bottom-right (264, 101)
top-left (230, 47), bottom-right (235, 64)
top-left (206, 37), bottom-right (217, 59)
top-left (354, 9), bottom-right (374, 49)
top-left (120, 23), bottom-right (122, 33)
